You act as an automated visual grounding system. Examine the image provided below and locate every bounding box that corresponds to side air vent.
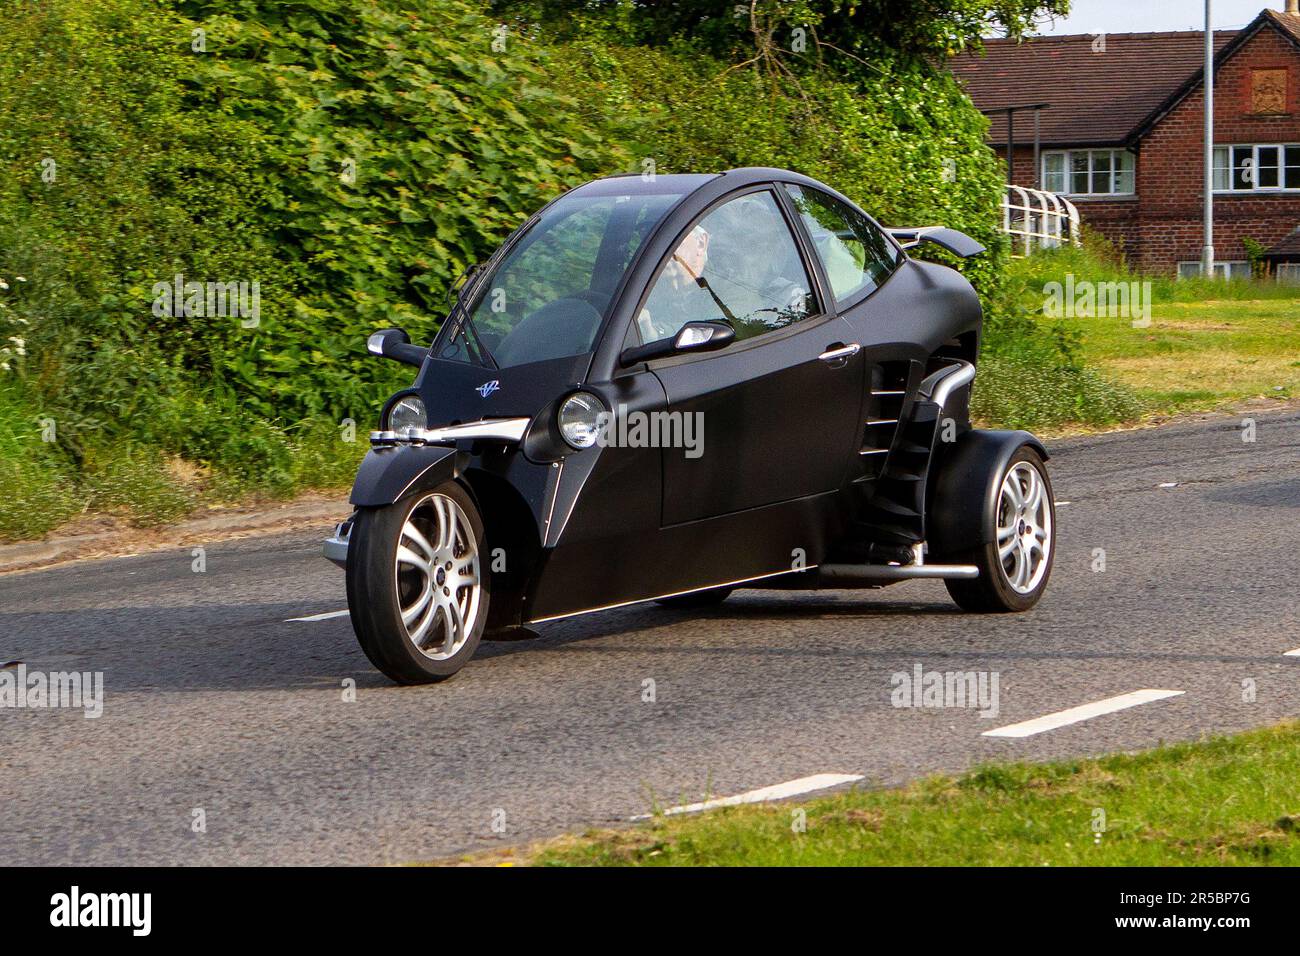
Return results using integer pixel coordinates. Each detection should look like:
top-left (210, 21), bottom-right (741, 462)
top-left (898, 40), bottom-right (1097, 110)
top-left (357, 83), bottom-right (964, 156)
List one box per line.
top-left (857, 361), bottom-right (911, 480)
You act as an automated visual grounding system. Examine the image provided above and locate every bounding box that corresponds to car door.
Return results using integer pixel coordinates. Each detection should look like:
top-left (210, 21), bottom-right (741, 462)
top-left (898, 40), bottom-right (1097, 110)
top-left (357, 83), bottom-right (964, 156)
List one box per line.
top-left (779, 183), bottom-right (912, 473)
top-left (641, 186), bottom-right (867, 527)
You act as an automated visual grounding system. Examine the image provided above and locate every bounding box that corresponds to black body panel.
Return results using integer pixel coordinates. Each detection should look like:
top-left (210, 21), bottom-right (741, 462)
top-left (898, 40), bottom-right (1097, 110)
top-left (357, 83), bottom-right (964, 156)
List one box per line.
top-left (350, 445), bottom-right (466, 508)
top-left (345, 166), bottom-right (1039, 627)
top-left (651, 314), bottom-right (865, 525)
top-left (415, 353), bottom-right (591, 430)
top-left (927, 429), bottom-right (1050, 556)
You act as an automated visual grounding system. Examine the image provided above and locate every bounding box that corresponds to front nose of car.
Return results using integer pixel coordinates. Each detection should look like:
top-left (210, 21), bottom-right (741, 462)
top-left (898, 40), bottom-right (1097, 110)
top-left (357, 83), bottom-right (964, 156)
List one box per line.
top-left (417, 353), bottom-right (594, 427)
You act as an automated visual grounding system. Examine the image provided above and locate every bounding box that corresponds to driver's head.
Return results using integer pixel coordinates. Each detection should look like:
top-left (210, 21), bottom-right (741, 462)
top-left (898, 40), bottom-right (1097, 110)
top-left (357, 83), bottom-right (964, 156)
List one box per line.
top-left (673, 225), bottom-right (709, 280)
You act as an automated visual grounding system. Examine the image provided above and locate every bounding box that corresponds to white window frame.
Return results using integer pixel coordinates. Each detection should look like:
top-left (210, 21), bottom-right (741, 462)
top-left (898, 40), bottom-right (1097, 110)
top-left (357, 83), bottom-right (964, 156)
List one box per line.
top-left (1213, 144), bottom-right (1300, 193)
top-left (1042, 149), bottom-right (1136, 197)
top-left (1177, 260), bottom-right (1250, 280)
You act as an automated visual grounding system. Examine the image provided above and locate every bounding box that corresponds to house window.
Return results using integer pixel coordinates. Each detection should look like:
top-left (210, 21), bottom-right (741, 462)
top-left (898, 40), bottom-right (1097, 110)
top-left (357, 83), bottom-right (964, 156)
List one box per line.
top-left (1213, 145), bottom-right (1300, 191)
top-left (1042, 149), bottom-right (1135, 196)
top-left (1177, 260), bottom-right (1251, 280)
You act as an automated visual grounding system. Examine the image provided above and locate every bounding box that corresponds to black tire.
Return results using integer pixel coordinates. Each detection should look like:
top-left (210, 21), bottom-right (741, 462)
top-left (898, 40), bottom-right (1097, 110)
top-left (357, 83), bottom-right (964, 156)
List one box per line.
top-left (943, 446), bottom-right (1055, 613)
top-left (655, 586), bottom-right (734, 609)
top-left (346, 481), bottom-right (489, 684)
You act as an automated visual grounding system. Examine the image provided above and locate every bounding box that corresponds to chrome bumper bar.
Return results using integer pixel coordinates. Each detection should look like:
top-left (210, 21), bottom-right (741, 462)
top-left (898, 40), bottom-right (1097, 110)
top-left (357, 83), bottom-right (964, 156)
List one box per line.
top-left (327, 418), bottom-right (531, 568)
top-left (370, 417), bottom-right (531, 447)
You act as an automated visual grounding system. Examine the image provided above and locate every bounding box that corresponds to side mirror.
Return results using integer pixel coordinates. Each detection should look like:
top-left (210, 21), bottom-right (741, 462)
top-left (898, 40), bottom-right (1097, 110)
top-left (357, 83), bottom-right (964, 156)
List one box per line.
top-left (367, 327), bottom-right (427, 367)
top-left (620, 320), bottom-right (735, 367)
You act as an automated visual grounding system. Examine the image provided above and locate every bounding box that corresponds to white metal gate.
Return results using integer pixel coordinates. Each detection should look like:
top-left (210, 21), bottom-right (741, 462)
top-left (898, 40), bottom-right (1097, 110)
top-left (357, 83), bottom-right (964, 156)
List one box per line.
top-left (1002, 186), bottom-right (1080, 256)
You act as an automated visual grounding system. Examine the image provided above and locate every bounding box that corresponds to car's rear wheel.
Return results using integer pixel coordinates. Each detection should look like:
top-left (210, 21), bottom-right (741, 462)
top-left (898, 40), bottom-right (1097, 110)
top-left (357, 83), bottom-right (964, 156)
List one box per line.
top-left (944, 447), bottom-right (1054, 613)
top-left (655, 586), bottom-right (734, 609)
top-left (346, 482), bottom-right (489, 684)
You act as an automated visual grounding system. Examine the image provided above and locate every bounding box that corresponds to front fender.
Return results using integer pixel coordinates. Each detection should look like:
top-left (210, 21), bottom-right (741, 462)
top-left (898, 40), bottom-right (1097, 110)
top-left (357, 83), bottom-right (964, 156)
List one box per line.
top-left (927, 429), bottom-right (1049, 554)
top-left (349, 444), bottom-right (469, 507)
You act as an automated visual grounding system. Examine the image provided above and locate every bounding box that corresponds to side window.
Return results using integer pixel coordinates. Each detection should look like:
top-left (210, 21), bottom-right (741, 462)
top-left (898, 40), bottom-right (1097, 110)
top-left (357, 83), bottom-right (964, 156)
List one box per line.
top-left (636, 190), bottom-right (816, 345)
top-left (783, 184), bottom-right (897, 305)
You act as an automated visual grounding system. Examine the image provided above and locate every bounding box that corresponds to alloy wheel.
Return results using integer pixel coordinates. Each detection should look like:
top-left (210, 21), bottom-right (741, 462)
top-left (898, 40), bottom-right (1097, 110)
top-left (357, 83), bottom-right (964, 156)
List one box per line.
top-left (995, 460), bottom-right (1052, 594)
top-left (393, 493), bottom-right (482, 660)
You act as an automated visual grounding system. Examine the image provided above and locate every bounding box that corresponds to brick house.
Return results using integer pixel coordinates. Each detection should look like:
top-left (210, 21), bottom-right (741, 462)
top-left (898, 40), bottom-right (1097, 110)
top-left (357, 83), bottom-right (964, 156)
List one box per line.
top-left (949, 4), bottom-right (1300, 278)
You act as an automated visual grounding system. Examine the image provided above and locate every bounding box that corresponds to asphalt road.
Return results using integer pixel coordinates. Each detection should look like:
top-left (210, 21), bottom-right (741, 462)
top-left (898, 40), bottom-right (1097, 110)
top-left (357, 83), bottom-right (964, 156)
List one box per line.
top-left (3, 408), bottom-right (1299, 865)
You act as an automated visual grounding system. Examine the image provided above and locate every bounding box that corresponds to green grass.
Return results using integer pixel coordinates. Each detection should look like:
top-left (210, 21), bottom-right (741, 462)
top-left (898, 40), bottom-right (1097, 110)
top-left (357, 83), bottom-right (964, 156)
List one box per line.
top-left (972, 332), bottom-right (1146, 431)
top-left (1065, 298), bottom-right (1300, 413)
top-left (522, 721), bottom-right (1300, 866)
top-left (1003, 244), bottom-right (1300, 419)
top-left (0, 383), bottom-right (82, 539)
top-left (0, 378), bottom-right (367, 542)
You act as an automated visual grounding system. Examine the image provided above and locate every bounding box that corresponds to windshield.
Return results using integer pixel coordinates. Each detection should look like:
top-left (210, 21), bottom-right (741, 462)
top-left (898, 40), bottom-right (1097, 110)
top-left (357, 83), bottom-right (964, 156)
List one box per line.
top-left (433, 187), bottom-right (685, 369)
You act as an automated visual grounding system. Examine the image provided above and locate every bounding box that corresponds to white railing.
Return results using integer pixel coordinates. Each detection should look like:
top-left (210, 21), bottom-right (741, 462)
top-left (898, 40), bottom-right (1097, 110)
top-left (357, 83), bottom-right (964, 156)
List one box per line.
top-left (1002, 185), bottom-right (1080, 256)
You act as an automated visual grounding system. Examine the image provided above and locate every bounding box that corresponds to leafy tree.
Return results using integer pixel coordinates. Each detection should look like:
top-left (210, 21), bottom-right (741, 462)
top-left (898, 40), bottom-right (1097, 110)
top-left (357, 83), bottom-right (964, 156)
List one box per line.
top-left (492, 0), bottom-right (1070, 64)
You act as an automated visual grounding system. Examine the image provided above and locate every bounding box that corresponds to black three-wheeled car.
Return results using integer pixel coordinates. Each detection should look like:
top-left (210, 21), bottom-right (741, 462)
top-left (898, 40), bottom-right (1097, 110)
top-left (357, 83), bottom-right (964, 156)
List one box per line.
top-left (326, 167), bottom-right (1055, 684)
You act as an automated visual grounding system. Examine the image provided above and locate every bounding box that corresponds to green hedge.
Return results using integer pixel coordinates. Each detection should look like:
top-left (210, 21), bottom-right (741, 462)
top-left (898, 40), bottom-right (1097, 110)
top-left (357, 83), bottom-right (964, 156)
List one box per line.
top-left (544, 36), bottom-right (1008, 300)
top-left (172, 0), bottom-right (628, 418)
top-left (0, 0), bottom-right (1128, 540)
top-left (0, 0), bottom-right (627, 430)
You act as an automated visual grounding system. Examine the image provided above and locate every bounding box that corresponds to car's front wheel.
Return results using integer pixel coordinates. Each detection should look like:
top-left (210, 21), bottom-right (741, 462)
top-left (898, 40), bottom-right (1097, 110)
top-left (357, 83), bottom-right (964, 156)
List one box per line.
top-left (944, 447), bottom-right (1055, 613)
top-left (346, 482), bottom-right (489, 684)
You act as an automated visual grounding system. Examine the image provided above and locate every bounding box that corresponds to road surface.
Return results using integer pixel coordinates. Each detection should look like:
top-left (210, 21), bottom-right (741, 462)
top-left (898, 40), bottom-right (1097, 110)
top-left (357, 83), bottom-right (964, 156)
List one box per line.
top-left (2, 408), bottom-right (1298, 864)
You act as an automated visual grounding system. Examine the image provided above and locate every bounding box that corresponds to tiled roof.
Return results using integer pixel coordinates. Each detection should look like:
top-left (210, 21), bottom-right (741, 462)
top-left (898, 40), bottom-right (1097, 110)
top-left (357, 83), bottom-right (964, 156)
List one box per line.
top-left (950, 10), bottom-right (1300, 147)
top-left (1268, 8), bottom-right (1300, 46)
top-left (948, 29), bottom-right (1236, 146)
top-left (1264, 226), bottom-right (1300, 258)
top-left (1131, 11), bottom-right (1300, 142)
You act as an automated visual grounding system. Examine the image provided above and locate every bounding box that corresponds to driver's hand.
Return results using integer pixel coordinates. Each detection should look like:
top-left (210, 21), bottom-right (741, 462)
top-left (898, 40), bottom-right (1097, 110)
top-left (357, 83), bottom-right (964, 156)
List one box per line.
top-left (637, 308), bottom-right (660, 342)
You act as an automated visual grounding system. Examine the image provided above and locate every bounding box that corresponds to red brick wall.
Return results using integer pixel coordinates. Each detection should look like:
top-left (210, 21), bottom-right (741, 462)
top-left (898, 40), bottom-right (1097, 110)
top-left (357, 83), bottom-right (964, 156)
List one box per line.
top-left (1139, 24), bottom-right (1300, 273)
top-left (992, 145), bottom-right (1143, 262)
top-left (993, 145), bottom-right (1043, 188)
top-left (989, 24), bottom-right (1300, 276)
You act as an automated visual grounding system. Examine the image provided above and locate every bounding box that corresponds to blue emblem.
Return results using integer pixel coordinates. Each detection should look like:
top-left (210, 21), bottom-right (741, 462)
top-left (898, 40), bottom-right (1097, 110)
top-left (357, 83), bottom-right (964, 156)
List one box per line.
top-left (476, 379), bottom-right (500, 398)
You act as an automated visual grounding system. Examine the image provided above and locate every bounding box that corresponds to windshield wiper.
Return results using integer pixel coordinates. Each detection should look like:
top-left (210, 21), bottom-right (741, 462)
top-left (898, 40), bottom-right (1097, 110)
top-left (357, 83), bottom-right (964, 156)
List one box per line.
top-left (439, 212), bottom-right (542, 370)
top-left (443, 263), bottom-right (498, 370)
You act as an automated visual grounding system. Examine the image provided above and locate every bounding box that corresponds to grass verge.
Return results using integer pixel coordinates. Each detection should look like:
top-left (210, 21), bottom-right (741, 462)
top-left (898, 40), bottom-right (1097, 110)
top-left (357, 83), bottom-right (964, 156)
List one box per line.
top-left (488, 721), bottom-right (1300, 866)
top-left (0, 380), bottom-right (366, 542)
top-left (1067, 297), bottom-right (1300, 414)
top-left (1004, 243), bottom-right (1300, 420)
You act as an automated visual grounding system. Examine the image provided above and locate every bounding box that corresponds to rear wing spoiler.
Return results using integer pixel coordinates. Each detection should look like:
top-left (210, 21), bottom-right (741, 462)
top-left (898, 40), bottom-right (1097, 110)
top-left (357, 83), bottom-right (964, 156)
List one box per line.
top-left (887, 226), bottom-right (985, 259)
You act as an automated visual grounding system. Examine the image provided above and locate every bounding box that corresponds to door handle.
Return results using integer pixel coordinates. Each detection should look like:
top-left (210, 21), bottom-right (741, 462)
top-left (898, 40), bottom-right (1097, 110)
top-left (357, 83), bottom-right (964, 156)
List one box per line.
top-left (818, 342), bottom-right (861, 364)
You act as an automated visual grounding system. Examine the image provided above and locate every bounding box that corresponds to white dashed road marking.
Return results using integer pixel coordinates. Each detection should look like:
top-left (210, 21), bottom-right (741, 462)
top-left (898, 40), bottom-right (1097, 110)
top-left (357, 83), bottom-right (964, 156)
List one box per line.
top-left (286, 609), bottom-right (350, 623)
top-left (630, 773), bottom-right (864, 820)
top-left (981, 689), bottom-right (1185, 739)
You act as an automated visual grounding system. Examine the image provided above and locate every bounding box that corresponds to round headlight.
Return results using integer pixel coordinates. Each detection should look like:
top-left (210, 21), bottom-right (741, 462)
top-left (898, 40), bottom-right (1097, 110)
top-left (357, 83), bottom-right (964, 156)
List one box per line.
top-left (558, 392), bottom-right (604, 449)
top-left (386, 394), bottom-right (427, 432)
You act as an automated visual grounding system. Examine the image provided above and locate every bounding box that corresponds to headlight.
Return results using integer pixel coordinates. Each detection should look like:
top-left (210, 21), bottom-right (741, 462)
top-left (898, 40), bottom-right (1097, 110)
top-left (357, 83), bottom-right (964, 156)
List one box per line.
top-left (386, 394), bottom-right (427, 432)
top-left (558, 392), bottom-right (604, 449)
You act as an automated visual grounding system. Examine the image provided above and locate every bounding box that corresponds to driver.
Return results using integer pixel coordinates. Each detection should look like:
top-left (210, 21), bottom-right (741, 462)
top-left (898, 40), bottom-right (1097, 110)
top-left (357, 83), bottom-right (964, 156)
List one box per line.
top-left (637, 225), bottom-right (716, 342)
